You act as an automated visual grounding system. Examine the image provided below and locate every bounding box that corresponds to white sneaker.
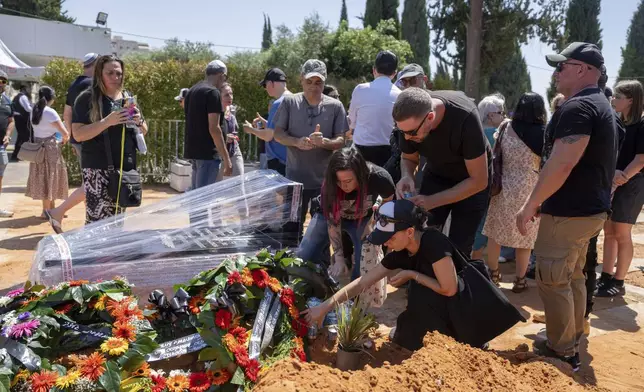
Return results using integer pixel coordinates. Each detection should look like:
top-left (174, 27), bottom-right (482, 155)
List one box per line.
top-left (0, 209), bottom-right (14, 218)
top-left (498, 256), bottom-right (508, 263)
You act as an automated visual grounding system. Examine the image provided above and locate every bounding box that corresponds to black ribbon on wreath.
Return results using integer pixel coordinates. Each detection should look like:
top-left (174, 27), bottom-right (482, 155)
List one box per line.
top-left (207, 282), bottom-right (248, 317)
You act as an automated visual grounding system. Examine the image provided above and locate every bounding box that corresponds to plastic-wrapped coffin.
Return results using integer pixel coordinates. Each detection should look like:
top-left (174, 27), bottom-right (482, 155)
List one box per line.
top-left (28, 170), bottom-right (303, 289)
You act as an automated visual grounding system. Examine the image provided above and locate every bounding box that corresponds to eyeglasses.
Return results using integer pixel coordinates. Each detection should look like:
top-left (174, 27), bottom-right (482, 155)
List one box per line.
top-left (307, 105), bottom-right (322, 126)
top-left (0, 79), bottom-right (6, 85)
top-left (555, 61), bottom-right (585, 73)
top-left (374, 210), bottom-right (405, 228)
top-left (396, 111), bottom-right (429, 136)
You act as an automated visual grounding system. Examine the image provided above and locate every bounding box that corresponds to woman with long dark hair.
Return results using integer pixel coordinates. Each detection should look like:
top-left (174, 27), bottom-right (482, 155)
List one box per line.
top-left (25, 86), bottom-right (69, 216)
top-left (216, 83), bottom-right (244, 180)
top-left (72, 55), bottom-right (148, 224)
top-left (597, 80), bottom-right (644, 297)
top-left (297, 147), bottom-right (395, 280)
top-left (482, 92), bottom-right (546, 292)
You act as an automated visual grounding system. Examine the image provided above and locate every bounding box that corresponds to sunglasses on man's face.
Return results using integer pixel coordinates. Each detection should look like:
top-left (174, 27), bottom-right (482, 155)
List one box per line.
top-left (555, 61), bottom-right (585, 73)
top-left (0, 79), bottom-right (7, 85)
top-left (396, 112), bottom-right (429, 137)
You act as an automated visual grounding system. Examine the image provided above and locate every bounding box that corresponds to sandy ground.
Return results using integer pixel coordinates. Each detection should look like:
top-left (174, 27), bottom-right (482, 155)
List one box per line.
top-left (1, 161), bottom-right (644, 391)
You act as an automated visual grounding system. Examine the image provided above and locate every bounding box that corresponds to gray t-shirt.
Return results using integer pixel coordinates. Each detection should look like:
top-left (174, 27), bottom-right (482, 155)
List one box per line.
top-left (274, 93), bottom-right (348, 189)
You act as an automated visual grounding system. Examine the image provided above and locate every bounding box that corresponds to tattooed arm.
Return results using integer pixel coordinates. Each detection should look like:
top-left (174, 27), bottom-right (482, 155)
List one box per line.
top-left (523, 134), bottom-right (590, 210)
top-left (328, 220), bottom-right (349, 277)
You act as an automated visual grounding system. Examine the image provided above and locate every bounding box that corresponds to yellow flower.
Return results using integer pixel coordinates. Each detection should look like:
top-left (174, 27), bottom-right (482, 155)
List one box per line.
top-left (100, 337), bottom-right (129, 356)
top-left (11, 369), bottom-right (30, 387)
top-left (166, 374), bottom-right (190, 392)
top-left (55, 370), bottom-right (80, 389)
top-left (94, 295), bottom-right (108, 311)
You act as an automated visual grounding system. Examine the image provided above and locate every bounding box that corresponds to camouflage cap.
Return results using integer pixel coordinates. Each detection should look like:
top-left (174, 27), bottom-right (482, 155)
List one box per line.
top-left (301, 59), bottom-right (327, 81)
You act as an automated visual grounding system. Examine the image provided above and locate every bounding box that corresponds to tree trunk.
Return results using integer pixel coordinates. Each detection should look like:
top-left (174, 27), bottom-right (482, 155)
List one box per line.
top-left (465, 0), bottom-right (483, 100)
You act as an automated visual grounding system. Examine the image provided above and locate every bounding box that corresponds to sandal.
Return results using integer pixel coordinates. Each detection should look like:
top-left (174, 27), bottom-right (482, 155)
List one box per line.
top-left (490, 268), bottom-right (501, 287)
top-left (512, 276), bottom-right (528, 293)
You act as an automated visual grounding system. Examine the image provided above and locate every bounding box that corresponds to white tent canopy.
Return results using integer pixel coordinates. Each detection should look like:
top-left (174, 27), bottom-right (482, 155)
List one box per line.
top-left (0, 39), bottom-right (44, 82)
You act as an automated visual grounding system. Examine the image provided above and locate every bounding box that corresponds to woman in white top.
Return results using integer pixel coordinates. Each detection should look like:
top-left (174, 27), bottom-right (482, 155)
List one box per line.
top-left (25, 86), bottom-right (70, 217)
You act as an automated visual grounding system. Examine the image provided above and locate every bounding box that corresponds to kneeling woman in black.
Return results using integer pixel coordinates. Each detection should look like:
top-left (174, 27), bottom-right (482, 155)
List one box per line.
top-left (303, 199), bottom-right (460, 351)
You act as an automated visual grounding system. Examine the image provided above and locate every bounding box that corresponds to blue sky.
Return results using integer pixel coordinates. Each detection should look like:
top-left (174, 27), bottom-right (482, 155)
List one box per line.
top-left (63, 0), bottom-right (640, 101)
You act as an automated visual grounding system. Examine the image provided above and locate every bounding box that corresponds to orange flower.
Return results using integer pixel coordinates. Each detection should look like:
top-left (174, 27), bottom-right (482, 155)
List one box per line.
top-left (67, 354), bottom-right (84, 367)
top-left (54, 302), bottom-right (75, 315)
top-left (111, 303), bottom-right (143, 322)
top-left (229, 326), bottom-right (248, 346)
top-left (208, 368), bottom-right (231, 386)
top-left (222, 333), bottom-right (239, 351)
top-left (112, 320), bottom-right (137, 342)
top-left (241, 268), bottom-right (254, 286)
top-left (166, 374), bottom-right (190, 392)
top-left (69, 279), bottom-right (89, 287)
top-left (79, 352), bottom-right (106, 381)
top-left (188, 295), bottom-right (204, 314)
top-left (133, 362), bottom-right (151, 377)
top-left (29, 370), bottom-right (58, 392)
top-left (106, 298), bottom-right (130, 315)
top-left (288, 305), bottom-right (299, 320)
top-left (267, 277), bottom-right (282, 293)
top-left (293, 336), bottom-right (304, 350)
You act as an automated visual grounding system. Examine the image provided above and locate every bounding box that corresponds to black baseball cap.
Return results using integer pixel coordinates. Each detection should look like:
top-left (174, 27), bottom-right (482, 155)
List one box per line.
top-left (259, 68), bottom-right (287, 87)
top-left (367, 200), bottom-right (418, 245)
top-left (546, 42), bottom-right (604, 69)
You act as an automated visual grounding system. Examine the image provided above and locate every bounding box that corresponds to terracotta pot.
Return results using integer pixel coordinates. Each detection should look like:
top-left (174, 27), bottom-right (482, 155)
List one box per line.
top-left (336, 347), bottom-right (362, 371)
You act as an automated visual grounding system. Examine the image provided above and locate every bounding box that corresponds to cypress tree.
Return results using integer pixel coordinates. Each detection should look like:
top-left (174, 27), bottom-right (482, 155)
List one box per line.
top-left (340, 0), bottom-right (348, 25)
top-left (401, 0), bottom-right (430, 71)
top-left (488, 44), bottom-right (532, 112)
top-left (618, 0), bottom-right (644, 85)
top-left (261, 14), bottom-right (273, 51)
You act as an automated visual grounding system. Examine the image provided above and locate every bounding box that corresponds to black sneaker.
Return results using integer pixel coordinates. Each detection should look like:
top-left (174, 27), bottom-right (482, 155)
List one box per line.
top-left (533, 340), bottom-right (579, 372)
top-left (596, 278), bottom-right (625, 297)
top-left (595, 272), bottom-right (613, 291)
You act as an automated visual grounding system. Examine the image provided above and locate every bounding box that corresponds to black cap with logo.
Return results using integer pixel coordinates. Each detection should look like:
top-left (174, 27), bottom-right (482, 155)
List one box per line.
top-left (546, 42), bottom-right (604, 69)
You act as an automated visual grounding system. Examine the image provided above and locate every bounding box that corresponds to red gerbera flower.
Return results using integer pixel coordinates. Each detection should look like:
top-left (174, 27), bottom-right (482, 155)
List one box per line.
top-left (244, 359), bottom-right (260, 382)
top-left (227, 271), bottom-right (242, 285)
top-left (112, 320), bottom-right (137, 342)
top-left (69, 279), bottom-right (89, 287)
top-left (291, 318), bottom-right (308, 337)
top-left (232, 345), bottom-right (250, 368)
top-left (229, 326), bottom-right (248, 346)
top-left (151, 374), bottom-right (167, 392)
top-left (251, 269), bottom-right (269, 288)
top-left (208, 368), bottom-right (231, 386)
top-left (54, 302), bottom-right (75, 315)
top-left (189, 372), bottom-right (211, 392)
top-left (188, 295), bottom-right (204, 315)
top-left (280, 288), bottom-right (295, 307)
top-left (292, 347), bottom-right (307, 362)
top-left (30, 370), bottom-right (58, 392)
top-left (215, 309), bottom-right (232, 331)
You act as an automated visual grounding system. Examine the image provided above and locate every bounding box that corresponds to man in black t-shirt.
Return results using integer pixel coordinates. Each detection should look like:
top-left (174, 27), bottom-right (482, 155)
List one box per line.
top-left (393, 87), bottom-right (491, 255)
top-left (516, 42), bottom-right (618, 369)
top-left (184, 60), bottom-right (232, 190)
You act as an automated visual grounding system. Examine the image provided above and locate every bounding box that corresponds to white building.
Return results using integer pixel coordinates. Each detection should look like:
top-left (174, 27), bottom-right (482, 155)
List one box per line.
top-left (0, 14), bottom-right (112, 67)
top-left (111, 36), bottom-right (150, 57)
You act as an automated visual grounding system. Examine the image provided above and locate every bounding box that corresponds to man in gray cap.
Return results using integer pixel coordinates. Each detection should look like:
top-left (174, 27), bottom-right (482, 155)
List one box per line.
top-left (274, 59), bottom-right (348, 239)
top-left (396, 63), bottom-right (430, 90)
top-left (516, 42), bottom-right (618, 370)
top-left (175, 88), bottom-right (189, 109)
top-left (0, 70), bottom-right (14, 217)
top-left (184, 59), bottom-right (232, 190)
top-left (43, 53), bottom-right (99, 233)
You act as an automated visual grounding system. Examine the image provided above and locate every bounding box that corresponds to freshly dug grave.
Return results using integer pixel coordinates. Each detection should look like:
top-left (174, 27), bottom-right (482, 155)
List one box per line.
top-left (625, 269), bottom-right (644, 288)
top-left (255, 332), bottom-right (607, 392)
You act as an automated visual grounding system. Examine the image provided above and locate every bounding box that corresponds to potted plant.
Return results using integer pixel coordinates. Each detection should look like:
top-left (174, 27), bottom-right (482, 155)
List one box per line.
top-left (335, 299), bottom-right (378, 371)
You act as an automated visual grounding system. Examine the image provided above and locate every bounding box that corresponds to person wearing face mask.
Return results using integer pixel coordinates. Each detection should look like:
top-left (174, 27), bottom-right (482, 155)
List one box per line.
top-left (273, 59), bottom-right (348, 240)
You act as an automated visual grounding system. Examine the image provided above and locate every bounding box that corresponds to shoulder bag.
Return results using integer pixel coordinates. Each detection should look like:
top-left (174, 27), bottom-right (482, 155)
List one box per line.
top-left (490, 120), bottom-right (511, 197)
top-left (103, 125), bottom-right (142, 208)
top-left (443, 236), bottom-right (526, 348)
top-left (17, 116), bottom-right (45, 164)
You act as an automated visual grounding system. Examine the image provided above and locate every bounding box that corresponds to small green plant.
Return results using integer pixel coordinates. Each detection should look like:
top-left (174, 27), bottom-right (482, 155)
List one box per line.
top-left (336, 299), bottom-right (378, 352)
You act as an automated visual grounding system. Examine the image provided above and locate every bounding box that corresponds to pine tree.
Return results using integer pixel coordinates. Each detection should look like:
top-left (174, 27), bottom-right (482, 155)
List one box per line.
top-left (261, 14), bottom-right (273, 51)
top-left (618, 0), bottom-right (644, 85)
top-left (401, 0), bottom-right (430, 72)
top-left (340, 0), bottom-right (348, 25)
top-left (487, 44), bottom-right (532, 112)
top-left (547, 0), bottom-right (602, 100)
top-left (383, 0), bottom-right (401, 36)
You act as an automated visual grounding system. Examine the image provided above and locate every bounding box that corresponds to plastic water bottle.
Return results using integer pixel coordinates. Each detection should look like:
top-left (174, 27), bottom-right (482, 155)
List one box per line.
top-left (324, 309), bottom-right (338, 343)
top-left (54, 132), bottom-right (62, 143)
top-left (306, 298), bottom-right (322, 340)
top-left (135, 128), bottom-right (147, 154)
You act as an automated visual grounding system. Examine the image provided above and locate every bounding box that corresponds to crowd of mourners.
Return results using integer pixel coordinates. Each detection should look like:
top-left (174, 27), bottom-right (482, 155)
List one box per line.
top-left (1, 40), bottom-right (643, 373)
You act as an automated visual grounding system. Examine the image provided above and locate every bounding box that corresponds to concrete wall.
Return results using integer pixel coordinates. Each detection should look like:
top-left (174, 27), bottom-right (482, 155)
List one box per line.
top-left (0, 14), bottom-right (112, 67)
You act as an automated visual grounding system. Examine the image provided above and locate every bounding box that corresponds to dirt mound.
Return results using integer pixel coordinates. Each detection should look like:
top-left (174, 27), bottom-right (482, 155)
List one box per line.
top-left (255, 332), bottom-right (606, 392)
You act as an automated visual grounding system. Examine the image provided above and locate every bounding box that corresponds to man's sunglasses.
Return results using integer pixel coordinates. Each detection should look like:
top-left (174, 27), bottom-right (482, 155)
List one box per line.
top-left (396, 111), bottom-right (429, 136)
top-left (0, 79), bottom-right (7, 85)
top-left (555, 61), bottom-right (585, 73)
